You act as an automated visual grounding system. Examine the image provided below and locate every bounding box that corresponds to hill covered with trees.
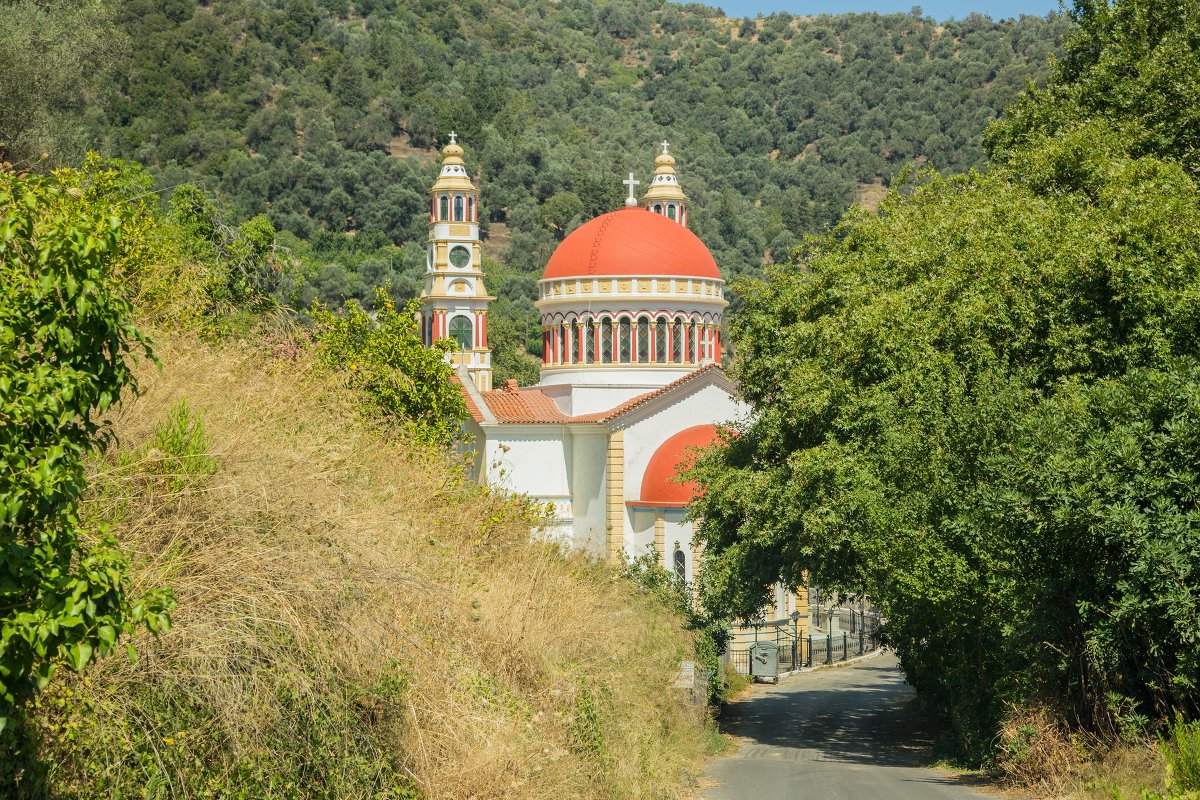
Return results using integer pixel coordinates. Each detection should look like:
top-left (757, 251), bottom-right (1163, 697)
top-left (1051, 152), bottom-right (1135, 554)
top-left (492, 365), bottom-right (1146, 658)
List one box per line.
top-left (3, 0), bottom-right (1070, 382)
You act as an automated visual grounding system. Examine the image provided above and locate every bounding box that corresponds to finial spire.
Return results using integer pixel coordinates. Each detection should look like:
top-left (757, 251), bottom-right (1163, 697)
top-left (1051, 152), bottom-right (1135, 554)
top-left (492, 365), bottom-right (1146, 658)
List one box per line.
top-left (449, 130), bottom-right (457, 145)
top-left (661, 140), bottom-right (670, 155)
top-left (622, 172), bottom-right (640, 207)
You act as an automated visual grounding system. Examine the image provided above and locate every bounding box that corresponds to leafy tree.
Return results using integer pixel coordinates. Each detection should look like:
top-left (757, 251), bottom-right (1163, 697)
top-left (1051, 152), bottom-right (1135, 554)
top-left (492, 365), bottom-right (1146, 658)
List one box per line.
top-left (0, 0), bottom-right (124, 165)
top-left (540, 191), bottom-right (585, 240)
top-left (311, 287), bottom-right (466, 443)
top-left (987, 0), bottom-right (1200, 173)
top-left (690, 0), bottom-right (1200, 758)
top-left (0, 160), bottom-right (174, 733)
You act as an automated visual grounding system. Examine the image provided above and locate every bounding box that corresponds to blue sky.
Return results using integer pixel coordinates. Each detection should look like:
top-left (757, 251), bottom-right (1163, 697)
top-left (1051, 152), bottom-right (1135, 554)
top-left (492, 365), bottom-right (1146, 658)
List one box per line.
top-left (716, 0), bottom-right (1065, 22)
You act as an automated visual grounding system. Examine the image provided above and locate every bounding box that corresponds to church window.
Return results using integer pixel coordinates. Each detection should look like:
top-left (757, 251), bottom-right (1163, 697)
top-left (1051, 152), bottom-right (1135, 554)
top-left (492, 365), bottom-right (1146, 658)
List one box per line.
top-left (667, 204), bottom-right (677, 221)
top-left (468, 196), bottom-right (475, 221)
top-left (655, 316), bottom-right (668, 363)
top-left (672, 317), bottom-right (685, 362)
top-left (449, 245), bottom-right (471, 269)
top-left (686, 321), bottom-right (696, 362)
top-left (636, 317), bottom-right (650, 362)
top-left (585, 320), bottom-right (595, 364)
top-left (653, 203), bottom-right (663, 215)
top-left (449, 315), bottom-right (473, 350)
top-left (601, 319), bottom-right (613, 363)
top-left (568, 322), bottom-right (578, 363)
top-left (454, 195), bottom-right (464, 221)
top-left (618, 318), bottom-right (632, 363)
top-left (673, 549), bottom-right (686, 582)
top-left (439, 195), bottom-right (448, 220)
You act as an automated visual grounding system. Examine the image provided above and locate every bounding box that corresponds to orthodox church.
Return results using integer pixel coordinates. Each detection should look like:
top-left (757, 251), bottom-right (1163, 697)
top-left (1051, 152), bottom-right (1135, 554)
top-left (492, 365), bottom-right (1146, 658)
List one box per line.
top-left (417, 136), bottom-right (753, 587)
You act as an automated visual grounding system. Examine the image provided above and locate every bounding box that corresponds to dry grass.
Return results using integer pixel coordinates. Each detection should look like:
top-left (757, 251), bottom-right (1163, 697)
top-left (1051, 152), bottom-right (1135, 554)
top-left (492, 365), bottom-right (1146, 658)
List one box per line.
top-left (996, 705), bottom-right (1167, 800)
top-left (26, 328), bottom-right (715, 799)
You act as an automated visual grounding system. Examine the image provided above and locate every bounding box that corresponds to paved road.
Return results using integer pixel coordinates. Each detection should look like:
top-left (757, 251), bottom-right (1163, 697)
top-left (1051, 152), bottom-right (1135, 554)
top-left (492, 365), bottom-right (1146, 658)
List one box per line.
top-left (702, 652), bottom-right (990, 800)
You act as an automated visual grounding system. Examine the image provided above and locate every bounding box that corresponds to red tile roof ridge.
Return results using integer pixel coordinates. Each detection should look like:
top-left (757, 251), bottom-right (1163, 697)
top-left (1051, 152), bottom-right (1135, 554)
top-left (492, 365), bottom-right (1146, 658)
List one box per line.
top-left (468, 363), bottom-right (726, 425)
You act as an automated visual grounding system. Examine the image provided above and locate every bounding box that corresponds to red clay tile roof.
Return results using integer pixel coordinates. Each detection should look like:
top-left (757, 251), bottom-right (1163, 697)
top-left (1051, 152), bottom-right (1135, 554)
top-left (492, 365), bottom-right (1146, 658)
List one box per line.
top-left (458, 364), bottom-right (726, 425)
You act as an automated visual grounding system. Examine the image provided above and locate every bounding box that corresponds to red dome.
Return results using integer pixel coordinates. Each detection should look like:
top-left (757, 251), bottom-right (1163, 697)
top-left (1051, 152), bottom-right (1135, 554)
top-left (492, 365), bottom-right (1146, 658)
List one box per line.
top-left (639, 425), bottom-right (723, 507)
top-left (543, 207), bottom-right (721, 281)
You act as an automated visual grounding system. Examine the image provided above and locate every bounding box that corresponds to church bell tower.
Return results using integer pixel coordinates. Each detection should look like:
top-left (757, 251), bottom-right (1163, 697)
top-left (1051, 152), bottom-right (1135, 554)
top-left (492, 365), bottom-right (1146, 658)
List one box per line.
top-left (642, 141), bottom-right (689, 227)
top-left (419, 133), bottom-right (494, 392)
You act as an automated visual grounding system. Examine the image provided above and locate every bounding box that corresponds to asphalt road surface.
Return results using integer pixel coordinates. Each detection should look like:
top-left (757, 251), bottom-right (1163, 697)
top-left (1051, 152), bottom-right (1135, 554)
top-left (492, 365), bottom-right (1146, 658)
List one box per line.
top-left (702, 652), bottom-right (990, 800)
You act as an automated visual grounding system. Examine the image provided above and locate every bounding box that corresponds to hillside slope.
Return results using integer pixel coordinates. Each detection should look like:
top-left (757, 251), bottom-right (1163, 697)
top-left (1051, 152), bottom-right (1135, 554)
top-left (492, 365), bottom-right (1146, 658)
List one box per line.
top-left (97, 0), bottom-right (1070, 291)
top-left (15, 328), bottom-right (716, 799)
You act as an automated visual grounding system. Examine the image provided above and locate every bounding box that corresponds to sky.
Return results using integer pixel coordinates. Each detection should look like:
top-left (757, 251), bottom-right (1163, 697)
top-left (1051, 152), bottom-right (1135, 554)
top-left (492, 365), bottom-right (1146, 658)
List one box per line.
top-left (716, 0), bottom-right (1064, 22)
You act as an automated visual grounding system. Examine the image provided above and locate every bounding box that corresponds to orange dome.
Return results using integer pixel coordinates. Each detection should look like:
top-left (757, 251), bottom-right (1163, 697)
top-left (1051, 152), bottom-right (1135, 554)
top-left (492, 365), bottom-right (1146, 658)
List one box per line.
top-left (542, 207), bottom-right (721, 280)
top-left (639, 425), bottom-right (723, 507)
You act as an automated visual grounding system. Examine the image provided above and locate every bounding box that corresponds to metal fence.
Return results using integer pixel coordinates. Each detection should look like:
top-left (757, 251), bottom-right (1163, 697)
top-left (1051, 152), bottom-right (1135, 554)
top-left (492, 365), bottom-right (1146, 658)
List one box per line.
top-left (725, 611), bottom-right (882, 678)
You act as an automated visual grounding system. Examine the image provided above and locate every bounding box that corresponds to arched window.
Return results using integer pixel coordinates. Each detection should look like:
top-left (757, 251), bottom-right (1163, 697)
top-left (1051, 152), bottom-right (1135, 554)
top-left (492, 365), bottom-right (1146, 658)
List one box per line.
top-left (672, 317), bottom-right (685, 362)
top-left (653, 203), bottom-right (663, 215)
top-left (655, 316), bottom-right (668, 363)
top-left (467, 196), bottom-right (475, 221)
top-left (449, 315), bottom-right (473, 350)
top-left (439, 195), bottom-right (448, 221)
top-left (673, 549), bottom-right (686, 582)
top-left (454, 195), bottom-right (464, 221)
top-left (618, 318), bottom-right (632, 363)
top-left (568, 322), bottom-right (579, 364)
top-left (667, 204), bottom-right (677, 221)
top-left (686, 321), bottom-right (696, 362)
top-left (601, 319), bottom-right (613, 363)
top-left (585, 320), bottom-right (595, 364)
top-left (636, 317), bottom-right (650, 362)
top-left (557, 324), bottom-right (566, 364)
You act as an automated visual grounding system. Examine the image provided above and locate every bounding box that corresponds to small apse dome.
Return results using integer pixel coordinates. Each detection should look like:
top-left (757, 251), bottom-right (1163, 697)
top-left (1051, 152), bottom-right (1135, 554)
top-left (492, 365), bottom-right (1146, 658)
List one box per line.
top-left (639, 424), bottom-right (725, 506)
top-left (542, 206), bottom-right (721, 281)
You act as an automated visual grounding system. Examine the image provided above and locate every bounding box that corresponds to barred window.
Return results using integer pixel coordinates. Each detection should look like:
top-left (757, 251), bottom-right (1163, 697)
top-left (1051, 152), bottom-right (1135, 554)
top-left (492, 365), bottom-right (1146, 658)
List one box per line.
top-left (672, 317), bottom-right (685, 363)
top-left (656, 316), bottom-right (669, 363)
top-left (585, 320), bottom-right (595, 364)
top-left (619, 319), bottom-right (632, 363)
top-left (449, 316), bottom-right (472, 350)
top-left (601, 319), bottom-right (613, 363)
top-left (636, 317), bottom-right (650, 362)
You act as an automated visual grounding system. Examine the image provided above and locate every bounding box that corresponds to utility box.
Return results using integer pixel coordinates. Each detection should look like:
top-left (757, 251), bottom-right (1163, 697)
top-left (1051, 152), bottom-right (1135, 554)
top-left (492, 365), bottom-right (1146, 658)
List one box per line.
top-left (749, 640), bottom-right (779, 683)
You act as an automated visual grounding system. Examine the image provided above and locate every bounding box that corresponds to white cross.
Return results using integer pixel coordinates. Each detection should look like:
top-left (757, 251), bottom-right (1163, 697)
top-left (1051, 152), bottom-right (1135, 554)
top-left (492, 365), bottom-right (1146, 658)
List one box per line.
top-left (661, 140), bottom-right (670, 155)
top-left (449, 131), bottom-right (457, 144)
top-left (622, 172), bottom-right (640, 205)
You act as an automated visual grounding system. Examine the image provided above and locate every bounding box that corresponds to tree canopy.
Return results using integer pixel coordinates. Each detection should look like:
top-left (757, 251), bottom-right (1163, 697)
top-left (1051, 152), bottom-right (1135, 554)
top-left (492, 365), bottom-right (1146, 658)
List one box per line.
top-left (57, 0), bottom-right (1069, 383)
top-left (690, 0), bottom-right (1200, 758)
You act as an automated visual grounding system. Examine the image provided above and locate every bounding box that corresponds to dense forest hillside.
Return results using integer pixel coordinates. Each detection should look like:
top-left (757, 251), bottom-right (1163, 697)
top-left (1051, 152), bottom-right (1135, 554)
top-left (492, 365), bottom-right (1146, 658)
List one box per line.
top-left (3, 0), bottom-right (1071, 381)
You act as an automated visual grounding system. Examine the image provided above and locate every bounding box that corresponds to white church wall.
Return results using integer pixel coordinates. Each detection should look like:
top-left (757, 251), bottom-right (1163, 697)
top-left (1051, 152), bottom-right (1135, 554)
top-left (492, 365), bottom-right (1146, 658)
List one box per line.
top-left (539, 368), bottom-right (695, 416)
top-left (662, 512), bottom-right (693, 580)
top-left (628, 509), bottom-right (658, 562)
top-left (567, 427), bottom-right (608, 556)
top-left (481, 426), bottom-right (573, 542)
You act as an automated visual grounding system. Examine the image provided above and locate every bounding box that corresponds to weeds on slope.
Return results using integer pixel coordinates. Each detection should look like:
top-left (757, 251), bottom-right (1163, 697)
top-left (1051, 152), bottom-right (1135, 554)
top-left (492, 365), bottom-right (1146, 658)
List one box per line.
top-left (14, 330), bottom-right (718, 799)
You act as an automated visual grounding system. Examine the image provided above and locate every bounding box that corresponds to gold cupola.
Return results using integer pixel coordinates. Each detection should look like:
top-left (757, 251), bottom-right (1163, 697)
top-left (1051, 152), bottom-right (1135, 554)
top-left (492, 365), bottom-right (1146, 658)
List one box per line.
top-left (642, 141), bottom-right (689, 226)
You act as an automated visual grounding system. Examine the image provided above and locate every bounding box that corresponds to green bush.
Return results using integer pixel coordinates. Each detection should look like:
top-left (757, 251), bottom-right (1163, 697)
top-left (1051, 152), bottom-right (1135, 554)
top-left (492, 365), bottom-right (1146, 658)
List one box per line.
top-left (311, 287), bottom-right (466, 445)
top-left (0, 160), bottom-right (173, 735)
